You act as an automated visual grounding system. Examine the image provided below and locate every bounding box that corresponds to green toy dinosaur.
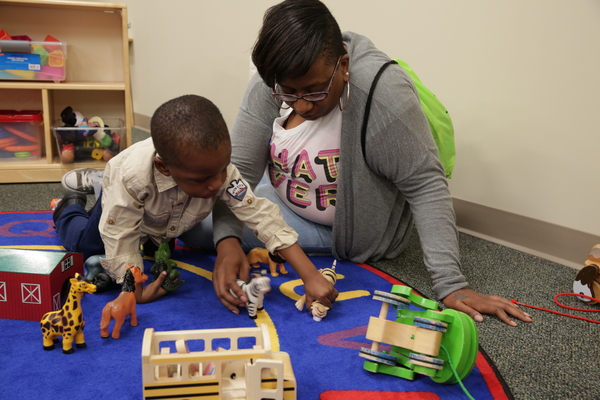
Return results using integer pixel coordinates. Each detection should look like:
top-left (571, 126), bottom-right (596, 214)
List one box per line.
top-left (149, 242), bottom-right (184, 291)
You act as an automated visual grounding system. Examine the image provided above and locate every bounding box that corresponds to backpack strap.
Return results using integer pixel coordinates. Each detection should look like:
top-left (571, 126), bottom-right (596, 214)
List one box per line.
top-left (361, 59), bottom-right (398, 163)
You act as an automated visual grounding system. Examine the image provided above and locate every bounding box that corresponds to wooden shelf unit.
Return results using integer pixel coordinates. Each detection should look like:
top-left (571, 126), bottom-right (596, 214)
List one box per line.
top-left (0, 0), bottom-right (133, 183)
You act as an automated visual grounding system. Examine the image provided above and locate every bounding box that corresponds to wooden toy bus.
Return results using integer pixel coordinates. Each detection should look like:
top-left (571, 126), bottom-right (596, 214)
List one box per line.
top-left (141, 324), bottom-right (296, 400)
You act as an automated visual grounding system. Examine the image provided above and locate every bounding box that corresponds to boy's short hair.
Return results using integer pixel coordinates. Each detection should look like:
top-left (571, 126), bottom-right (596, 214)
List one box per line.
top-left (150, 95), bottom-right (229, 167)
top-left (252, 0), bottom-right (347, 88)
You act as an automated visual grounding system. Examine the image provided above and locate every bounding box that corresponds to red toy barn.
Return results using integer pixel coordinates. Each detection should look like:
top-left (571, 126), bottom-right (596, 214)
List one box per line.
top-left (0, 249), bottom-right (83, 321)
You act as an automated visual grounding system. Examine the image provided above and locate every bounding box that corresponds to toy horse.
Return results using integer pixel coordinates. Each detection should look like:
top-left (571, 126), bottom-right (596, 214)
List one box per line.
top-left (230, 270), bottom-right (271, 319)
top-left (247, 247), bottom-right (288, 277)
top-left (100, 264), bottom-right (148, 339)
top-left (40, 273), bottom-right (97, 354)
top-left (295, 260), bottom-right (338, 321)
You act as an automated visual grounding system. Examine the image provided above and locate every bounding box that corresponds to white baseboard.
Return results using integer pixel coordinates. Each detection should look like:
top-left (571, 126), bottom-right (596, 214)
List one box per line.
top-left (134, 113), bottom-right (151, 132)
top-left (453, 198), bottom-right (600, 271)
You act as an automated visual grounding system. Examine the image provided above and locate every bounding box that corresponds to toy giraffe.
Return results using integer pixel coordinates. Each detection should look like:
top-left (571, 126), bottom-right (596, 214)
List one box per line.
top-left (40, 273), bottom-right (97, 354)
top-left (100, 264), bottom-right (148, 339)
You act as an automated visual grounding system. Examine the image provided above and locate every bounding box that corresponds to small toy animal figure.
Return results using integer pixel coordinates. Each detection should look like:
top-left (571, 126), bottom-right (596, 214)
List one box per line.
top-left (247, 247), bottom-right (288, 277)
top-left (100, 264), bottom-right (148, 339)
top-left (295, 260), bottom-right (338, 321)
top-left (586, 244), bottom-right (600, 266)
top-left (40, 273), bottom-right (97, 354)
top-left (150, 259), bottom-right (184, 291)
top-left (573, 244), bottom-right (600, 303)
top-left (230, 270), bottom-right (271, 319)
top-left (154, 242), bottom-right (175, 267)
top-left (150, 242), bottom-right (183, 291)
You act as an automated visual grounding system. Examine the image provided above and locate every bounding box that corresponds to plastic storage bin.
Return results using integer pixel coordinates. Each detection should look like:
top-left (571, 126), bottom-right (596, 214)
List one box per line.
top-left (52, 118), bottom-right (124, 164)
top-left (0, 39), bottom-right (67, 82)
top-left (0, 110), bottom-right (43, 161)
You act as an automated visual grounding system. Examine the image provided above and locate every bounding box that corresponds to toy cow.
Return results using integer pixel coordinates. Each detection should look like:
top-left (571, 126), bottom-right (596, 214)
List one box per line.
top-left (247, 247), bottom-right (288, 277)
top-left (573, 244), bottom-right (600, 303)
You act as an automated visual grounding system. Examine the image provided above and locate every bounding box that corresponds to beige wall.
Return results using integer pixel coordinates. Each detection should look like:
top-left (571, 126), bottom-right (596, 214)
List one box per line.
top-left (100, 1), bottom-right (600, 240)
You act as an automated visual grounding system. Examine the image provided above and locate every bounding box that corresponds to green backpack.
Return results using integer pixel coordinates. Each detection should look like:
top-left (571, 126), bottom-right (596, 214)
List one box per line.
top-left (360, 59), bottom-right (456, 178)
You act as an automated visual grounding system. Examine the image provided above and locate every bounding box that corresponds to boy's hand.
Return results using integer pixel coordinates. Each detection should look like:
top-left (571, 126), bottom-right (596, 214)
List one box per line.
top-left (303, 269), bottom-right (339, 311)
top-left (135, 271), bottom-right (168, 304)
top-left (278, 244), bottom-right (339, 310)
top-left (213, 237), bottom-right (250, 313)
top-left (443, 288), bottom-right (532, 326)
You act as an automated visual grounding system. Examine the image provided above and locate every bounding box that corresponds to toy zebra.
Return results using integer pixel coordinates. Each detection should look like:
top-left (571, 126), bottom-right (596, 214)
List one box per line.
top-left (295, 260), bottom-right (338, 321)
top-left (230, 270), bottom-right (271, 319)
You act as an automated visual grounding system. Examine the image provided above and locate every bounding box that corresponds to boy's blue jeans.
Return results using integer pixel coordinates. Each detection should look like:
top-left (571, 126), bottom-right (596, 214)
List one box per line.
top-left (54, 193), bottom-right (105, 261)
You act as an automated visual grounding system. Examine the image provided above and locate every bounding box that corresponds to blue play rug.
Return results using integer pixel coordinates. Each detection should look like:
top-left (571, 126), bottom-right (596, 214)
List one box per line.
top-left (0, 211), bottom-right (512, 399)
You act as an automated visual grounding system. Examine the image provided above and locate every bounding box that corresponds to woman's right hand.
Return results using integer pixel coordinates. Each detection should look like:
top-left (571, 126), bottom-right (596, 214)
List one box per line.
top-left (213, 237), bottom-right (251, 313)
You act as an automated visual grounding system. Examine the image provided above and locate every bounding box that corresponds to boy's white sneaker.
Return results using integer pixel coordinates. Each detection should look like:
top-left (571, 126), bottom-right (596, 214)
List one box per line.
top-left (61, 168), bottom-right (104, 194)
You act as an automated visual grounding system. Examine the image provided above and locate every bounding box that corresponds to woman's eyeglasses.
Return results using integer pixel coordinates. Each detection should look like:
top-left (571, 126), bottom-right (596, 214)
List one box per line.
top-left (272, 56), bottom-right (342, 107)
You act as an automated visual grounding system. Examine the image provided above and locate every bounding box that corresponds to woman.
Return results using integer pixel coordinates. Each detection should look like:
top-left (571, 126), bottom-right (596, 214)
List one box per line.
top-left (187, 0), bottom-right (531, 326)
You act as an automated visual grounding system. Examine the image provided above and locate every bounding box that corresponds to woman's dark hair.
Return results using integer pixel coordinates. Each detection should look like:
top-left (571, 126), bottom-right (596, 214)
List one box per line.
top-left (252, 0), bottom-right (346, 88)
top-left (150, 94), bottom-right (229, 168)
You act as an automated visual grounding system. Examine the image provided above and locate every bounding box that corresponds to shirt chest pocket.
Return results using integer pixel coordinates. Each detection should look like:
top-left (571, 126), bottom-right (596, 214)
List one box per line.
top-left (143, 210), bottom-right (171, 229)
top-left (181, 208), bottom-right (210, 231)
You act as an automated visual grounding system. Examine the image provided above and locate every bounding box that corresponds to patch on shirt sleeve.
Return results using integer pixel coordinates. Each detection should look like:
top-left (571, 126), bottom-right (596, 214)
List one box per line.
top-left (226, 179), bottom-right (248, 201)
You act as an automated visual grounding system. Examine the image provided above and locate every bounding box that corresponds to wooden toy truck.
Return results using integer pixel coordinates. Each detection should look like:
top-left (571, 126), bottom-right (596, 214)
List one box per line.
top-left (141, 324), bottom-right (296, 400)
top-left (359, 285), bottom-right (479, 384)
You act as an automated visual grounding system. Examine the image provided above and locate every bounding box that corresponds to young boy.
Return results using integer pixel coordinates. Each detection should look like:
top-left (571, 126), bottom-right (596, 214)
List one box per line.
top-left (53, 94), bottom-right (338, 309)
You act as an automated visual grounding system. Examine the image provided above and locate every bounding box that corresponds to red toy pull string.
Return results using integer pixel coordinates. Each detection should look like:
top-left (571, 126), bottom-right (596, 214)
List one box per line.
top-left (511, 293), bottom-right (600, 324)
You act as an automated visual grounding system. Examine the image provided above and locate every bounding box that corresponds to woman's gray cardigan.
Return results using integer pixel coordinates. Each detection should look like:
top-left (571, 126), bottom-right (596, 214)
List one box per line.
top-left (212, 32), bottom-right (468, 300)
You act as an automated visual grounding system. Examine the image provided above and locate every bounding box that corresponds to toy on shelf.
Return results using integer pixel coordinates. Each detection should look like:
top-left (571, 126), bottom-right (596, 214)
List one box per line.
top-left (230, 270), bottom-right (271, 319)
top-left (295, 260), bottom-right (338, 321)
top-left (359, 285), bottom-right (478, 384)
top-left (40, 273), bottom-right (97, 354)
top-left (573, 244), bottom-right (600, 303)
top-left (100, 264), bottom-right (148, 339)
top-left (0, 110), bottom-right (42, 160)
top-left (141, 324), bottom-right (297, 400)
top-left (149, 242), bottom-right (184, 291)
top-left (247, 247), bottom-right (288, 277)
top-left (54, 106), bottom-right (122, 163)
top-left (0, 32), bottom-right (67, 82)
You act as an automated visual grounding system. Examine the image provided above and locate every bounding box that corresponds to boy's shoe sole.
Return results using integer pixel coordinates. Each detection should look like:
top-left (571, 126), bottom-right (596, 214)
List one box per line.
top-left (53, 193), bottom-right (87, 223)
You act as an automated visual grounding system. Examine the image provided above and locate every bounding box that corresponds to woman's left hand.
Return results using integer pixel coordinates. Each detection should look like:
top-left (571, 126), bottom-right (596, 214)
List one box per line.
top-left (443, 288), bottom-right (532, 326)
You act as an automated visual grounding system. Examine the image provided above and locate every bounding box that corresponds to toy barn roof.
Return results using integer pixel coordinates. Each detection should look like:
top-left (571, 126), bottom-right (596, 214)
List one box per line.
top-left (0, 249), bottom-right (71, 274)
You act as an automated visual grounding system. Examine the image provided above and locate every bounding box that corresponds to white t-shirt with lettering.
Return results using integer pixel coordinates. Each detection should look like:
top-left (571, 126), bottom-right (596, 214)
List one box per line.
top-left (268, 107), bottom-right (341, 226)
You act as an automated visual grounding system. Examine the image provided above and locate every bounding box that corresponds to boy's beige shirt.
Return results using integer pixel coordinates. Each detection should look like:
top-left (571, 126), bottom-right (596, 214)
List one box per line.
top-left (98, 138), bottom-right (298, 283)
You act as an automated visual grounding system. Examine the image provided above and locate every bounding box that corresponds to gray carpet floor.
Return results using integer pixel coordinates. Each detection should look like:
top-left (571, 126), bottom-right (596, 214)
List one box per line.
top-left (0, 129), bottom-right (593, 399)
